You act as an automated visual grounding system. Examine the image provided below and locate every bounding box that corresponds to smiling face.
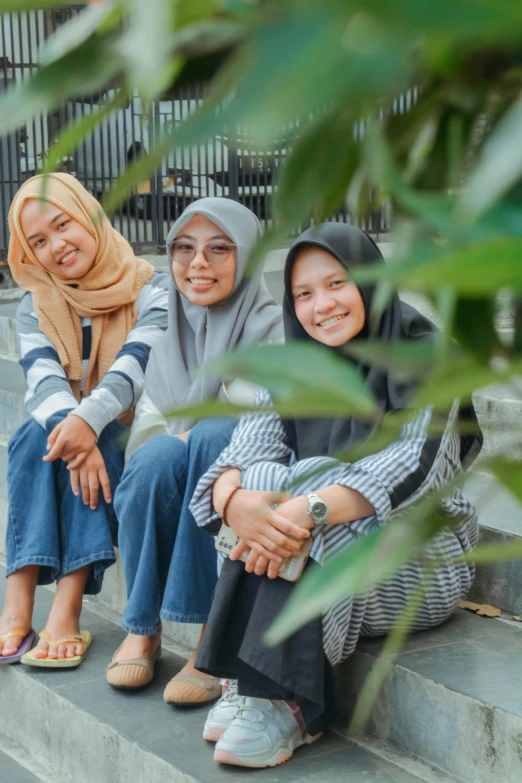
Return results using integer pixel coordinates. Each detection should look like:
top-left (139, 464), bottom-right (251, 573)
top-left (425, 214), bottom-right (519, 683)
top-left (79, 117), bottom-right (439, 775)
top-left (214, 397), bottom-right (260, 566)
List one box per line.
top-left (20, 199), bottom-right (97, 280)
top-left (291, 246), bottom-right (366, 347)
top-left (170, 213), bottom-right (236, 306)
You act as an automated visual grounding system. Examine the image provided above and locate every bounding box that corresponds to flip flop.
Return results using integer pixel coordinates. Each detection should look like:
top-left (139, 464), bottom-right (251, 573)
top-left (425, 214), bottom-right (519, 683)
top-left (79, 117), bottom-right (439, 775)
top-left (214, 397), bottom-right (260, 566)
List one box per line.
top-left (21, 630), bottom-right (92, 669)
top-left (0, 628), bottom-right (35, 665)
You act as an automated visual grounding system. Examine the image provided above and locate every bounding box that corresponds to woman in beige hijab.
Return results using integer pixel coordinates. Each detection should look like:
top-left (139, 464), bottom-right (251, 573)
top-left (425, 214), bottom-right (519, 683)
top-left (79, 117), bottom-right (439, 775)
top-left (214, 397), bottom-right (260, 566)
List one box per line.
top-left (0, 174), bottom-right (168, 669)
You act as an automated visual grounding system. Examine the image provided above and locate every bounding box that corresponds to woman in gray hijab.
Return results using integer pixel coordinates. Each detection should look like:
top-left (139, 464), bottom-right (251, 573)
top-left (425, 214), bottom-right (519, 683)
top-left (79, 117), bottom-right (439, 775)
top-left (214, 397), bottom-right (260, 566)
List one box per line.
top-left (108, 198), bottom-right (282, 704)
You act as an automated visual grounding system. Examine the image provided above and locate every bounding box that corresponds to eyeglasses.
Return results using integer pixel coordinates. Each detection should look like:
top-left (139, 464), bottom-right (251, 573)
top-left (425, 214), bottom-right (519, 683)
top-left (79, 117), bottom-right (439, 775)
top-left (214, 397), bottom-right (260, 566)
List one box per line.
top-left (169, 240), bottom-right (237, 266)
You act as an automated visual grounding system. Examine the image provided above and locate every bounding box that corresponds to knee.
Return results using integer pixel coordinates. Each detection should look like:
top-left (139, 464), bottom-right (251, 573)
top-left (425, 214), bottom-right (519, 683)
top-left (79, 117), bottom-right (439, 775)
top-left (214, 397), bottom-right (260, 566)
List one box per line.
top-left (117, 435), bottom-right (186, 494)
top-left (189, 417), bottom-right (236, 454)
top-left (8, 418), bottom-right (48, 458)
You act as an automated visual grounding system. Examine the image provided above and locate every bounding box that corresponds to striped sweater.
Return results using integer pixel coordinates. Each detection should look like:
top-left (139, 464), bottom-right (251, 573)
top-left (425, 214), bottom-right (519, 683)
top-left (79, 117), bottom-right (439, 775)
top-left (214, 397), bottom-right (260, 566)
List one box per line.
top-left (17, 270), bottom-right (169, 435)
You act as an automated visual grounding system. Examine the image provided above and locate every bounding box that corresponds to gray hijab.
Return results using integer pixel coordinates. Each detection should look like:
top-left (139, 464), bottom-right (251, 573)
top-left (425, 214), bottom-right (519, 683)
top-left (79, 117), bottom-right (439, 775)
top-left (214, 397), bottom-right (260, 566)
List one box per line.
top-left (144, 197), bottom-right (283, 432)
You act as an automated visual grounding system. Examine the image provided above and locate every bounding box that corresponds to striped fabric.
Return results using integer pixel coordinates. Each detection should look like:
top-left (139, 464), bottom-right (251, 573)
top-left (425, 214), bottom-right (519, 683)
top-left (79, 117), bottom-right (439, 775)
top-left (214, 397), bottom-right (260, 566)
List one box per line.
top-left (17, 271), bottom-right (169, 435)
top-left (190, 388), bottom-right (479, 666)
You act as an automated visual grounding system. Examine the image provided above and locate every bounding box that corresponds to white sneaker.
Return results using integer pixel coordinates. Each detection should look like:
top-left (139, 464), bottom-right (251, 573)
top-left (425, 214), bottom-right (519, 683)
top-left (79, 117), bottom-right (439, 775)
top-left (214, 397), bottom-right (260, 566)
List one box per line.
top-left (202, 679), bottom-right (241, 742)
top-left (213, 697), bottom-right (321, 768)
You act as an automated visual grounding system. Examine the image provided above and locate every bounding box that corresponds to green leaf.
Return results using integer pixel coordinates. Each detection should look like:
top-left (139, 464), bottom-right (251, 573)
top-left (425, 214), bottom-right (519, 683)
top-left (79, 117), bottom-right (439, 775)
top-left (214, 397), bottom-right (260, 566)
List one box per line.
top-left (413, 357), bottom-right (522, 410)
top-left (265, 490), bottom-right (453, 646)
top-left (273, 109), bottom-right (361, 225)
top-left (343, 339), bottom-right (440, 380)
top-left (39, 2), bottom-right (124, 66)
top-left (103, 3), bottom-right (411, 218)
top-left (0, 37), bottom-right (124, 137)
top-left (452, 297), bottom-right (499, 360)
top-left (177, 0), bottom-right (220, 27)
top-left (168, 394), bottom-right (368, 422)
top-left (461, 96), bottom-right (522, 219)
top-left (404, 113), bottom-right (441, 183)
top-left (163, 400), bottom-right (253, 422)
top-left (0, 0), bottom-right (70, 9)
top-left (118, 0), bottom-right (177, 101)
top-left (207, 342), bottom-right (378, 418)
top-left (219, 6), bottom-right (413, 145)
top-left (353, 239), bottom-right (522, 295)
top-left (339, 0), bottom-right (522, 41)
top-left (461, 538), bottom-right (522, 565)
top-left (488, 459), bottom-right (522, 506)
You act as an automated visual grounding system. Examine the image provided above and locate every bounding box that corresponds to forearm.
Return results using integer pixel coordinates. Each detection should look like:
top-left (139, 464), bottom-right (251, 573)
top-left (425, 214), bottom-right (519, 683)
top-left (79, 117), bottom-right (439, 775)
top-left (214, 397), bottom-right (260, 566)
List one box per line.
top-left (316, 484), bottom-right (375, 525)
top-left (212, 468), bottom-right (241, 516)
top-left (278, 484), bottom-right (376, 530)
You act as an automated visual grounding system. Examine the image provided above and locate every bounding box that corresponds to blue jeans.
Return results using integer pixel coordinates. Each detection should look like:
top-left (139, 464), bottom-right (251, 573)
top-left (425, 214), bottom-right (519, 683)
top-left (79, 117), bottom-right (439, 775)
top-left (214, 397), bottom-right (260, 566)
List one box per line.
top-left (114, 417), bottom-right (237, 635)
top-left (6, 418), bottom-right (127, 595)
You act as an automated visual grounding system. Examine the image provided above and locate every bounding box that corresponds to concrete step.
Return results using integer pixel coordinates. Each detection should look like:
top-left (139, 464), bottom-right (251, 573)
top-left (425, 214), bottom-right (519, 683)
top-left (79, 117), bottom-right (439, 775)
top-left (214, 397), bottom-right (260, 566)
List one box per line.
top-left (0, 357), bottom-right (27, 440)
top-left (0, 566), bottom-right (459, 783)
top-left (464, 472), bottom-right (522, 614)
top-left (0, 304), bottom-right (18, 359)
top-left (472, 383), bottom-right (522, 461)
top-left (342, 608), bottom-right (522, 783)
top-left (0, 748), bottom-right (42, 783)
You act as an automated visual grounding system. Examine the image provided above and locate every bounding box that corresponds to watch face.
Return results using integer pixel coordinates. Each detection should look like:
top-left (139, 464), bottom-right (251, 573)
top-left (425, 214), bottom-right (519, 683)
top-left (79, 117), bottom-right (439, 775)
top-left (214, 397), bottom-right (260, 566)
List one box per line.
top-left (311, 500), bottom-right (327, 520)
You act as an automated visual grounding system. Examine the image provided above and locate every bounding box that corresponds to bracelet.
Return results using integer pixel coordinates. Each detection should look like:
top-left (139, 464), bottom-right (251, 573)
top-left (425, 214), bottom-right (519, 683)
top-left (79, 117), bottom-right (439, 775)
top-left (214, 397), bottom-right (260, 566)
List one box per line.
top-left (221, 485), bottom-right (242, 527)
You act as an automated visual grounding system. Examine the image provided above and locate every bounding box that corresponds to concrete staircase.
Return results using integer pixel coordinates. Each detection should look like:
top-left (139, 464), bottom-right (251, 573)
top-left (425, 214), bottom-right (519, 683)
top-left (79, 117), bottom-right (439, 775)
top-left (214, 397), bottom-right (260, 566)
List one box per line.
top-left (1, 257), bottom-right (522, 783)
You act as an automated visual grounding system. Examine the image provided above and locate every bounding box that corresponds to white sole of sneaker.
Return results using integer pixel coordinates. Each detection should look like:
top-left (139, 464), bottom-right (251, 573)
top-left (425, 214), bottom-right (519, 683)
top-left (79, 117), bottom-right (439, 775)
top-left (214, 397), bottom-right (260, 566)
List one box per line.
top-left (214, 731), bottom-right (322, 768)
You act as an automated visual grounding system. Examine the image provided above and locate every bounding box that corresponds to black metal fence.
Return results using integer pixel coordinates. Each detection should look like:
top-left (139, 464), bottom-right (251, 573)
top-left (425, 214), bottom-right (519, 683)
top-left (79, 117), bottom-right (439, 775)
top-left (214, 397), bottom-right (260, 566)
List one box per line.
top-left (0, 4), bottom-right (393, 263)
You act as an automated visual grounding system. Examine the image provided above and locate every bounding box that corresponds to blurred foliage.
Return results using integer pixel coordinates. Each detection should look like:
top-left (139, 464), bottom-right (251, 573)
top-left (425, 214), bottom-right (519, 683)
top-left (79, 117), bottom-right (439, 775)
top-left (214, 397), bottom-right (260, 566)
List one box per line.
top-left (3, 0), bottom-right (522, 731)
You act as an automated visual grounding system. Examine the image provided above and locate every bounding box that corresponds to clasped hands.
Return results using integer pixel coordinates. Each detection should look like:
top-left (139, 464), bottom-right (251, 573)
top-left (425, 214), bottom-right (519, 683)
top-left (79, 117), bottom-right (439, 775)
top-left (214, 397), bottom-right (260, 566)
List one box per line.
top-left (43, 416), bottom-right (111, 510)
top-left (223, 489), bottom-right (313, 580)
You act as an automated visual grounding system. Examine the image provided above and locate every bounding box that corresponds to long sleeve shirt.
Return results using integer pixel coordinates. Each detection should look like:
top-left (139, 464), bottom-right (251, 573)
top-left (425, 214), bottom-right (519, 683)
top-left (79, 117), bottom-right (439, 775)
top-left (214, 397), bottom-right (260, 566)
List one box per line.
top-left (17, 270), bottom-right (169, 435)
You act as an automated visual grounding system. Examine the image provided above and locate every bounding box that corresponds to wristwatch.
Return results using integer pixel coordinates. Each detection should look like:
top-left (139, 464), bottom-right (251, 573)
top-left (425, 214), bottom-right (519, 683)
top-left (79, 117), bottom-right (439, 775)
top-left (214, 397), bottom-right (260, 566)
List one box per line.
top-left (306, 493), bottom-right (328, 527)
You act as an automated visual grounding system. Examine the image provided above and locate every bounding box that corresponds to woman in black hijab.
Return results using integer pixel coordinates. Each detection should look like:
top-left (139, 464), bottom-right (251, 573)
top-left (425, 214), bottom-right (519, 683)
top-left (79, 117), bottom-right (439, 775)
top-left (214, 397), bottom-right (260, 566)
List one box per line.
top-left (189, 223), bottom-right (481, 769)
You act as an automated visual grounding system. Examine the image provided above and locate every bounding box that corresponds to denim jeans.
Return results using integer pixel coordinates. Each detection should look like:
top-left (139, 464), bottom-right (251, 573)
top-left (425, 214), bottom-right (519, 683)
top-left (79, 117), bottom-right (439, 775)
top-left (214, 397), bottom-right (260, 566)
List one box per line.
top-left (6, 418), bottom-right (127, 595)
top-left (114, 417), bottom-right (237, 635)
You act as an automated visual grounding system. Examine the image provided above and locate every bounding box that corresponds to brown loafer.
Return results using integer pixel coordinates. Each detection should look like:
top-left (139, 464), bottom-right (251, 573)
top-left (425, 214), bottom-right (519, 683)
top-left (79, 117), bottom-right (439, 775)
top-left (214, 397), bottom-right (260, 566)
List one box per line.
top-left (163, 672), bottom-right (222, 707)
top-left (106, 641), bottom-right (161, 690)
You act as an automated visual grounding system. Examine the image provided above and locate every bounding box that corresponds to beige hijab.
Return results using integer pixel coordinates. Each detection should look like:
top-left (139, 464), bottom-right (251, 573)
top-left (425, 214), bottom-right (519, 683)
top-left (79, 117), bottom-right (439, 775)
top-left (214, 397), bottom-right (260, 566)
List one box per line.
top-left (8, 173), bottom-right (155, 399)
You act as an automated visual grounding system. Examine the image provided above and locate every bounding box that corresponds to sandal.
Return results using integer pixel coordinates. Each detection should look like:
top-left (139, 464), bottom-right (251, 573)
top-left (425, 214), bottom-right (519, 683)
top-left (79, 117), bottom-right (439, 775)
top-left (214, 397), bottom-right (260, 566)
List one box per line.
top-left (0, 628), bottom-right (35, 665)
top-left (164, 672), bottom-right (222, 707)
top-left (21, 630), bottom-right (91, 669)
top-left (106, 640), bottom-right (161, 690)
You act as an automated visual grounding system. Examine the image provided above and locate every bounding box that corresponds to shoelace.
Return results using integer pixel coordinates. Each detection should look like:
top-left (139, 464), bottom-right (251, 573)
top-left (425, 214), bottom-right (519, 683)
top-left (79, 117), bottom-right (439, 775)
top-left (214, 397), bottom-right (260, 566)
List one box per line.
top-left (220, 679), bottom-right (239, 703)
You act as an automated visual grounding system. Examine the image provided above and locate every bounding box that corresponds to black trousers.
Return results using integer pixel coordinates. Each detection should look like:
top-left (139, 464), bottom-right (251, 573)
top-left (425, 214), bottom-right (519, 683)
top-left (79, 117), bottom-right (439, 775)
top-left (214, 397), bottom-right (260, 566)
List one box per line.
top-left (195, 559), bottom-right (339, 734)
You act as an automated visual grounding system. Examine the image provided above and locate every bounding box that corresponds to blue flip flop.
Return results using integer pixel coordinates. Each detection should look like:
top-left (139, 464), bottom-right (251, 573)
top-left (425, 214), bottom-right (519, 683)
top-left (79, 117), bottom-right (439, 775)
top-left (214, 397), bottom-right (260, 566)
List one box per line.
top-left (0, 628), bottom-right (35, 664)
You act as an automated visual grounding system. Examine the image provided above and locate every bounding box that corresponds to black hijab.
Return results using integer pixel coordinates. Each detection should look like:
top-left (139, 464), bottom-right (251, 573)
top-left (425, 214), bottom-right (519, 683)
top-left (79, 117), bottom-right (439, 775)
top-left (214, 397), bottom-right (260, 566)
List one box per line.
top-left (281, 223), bottom-right (481, 464)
